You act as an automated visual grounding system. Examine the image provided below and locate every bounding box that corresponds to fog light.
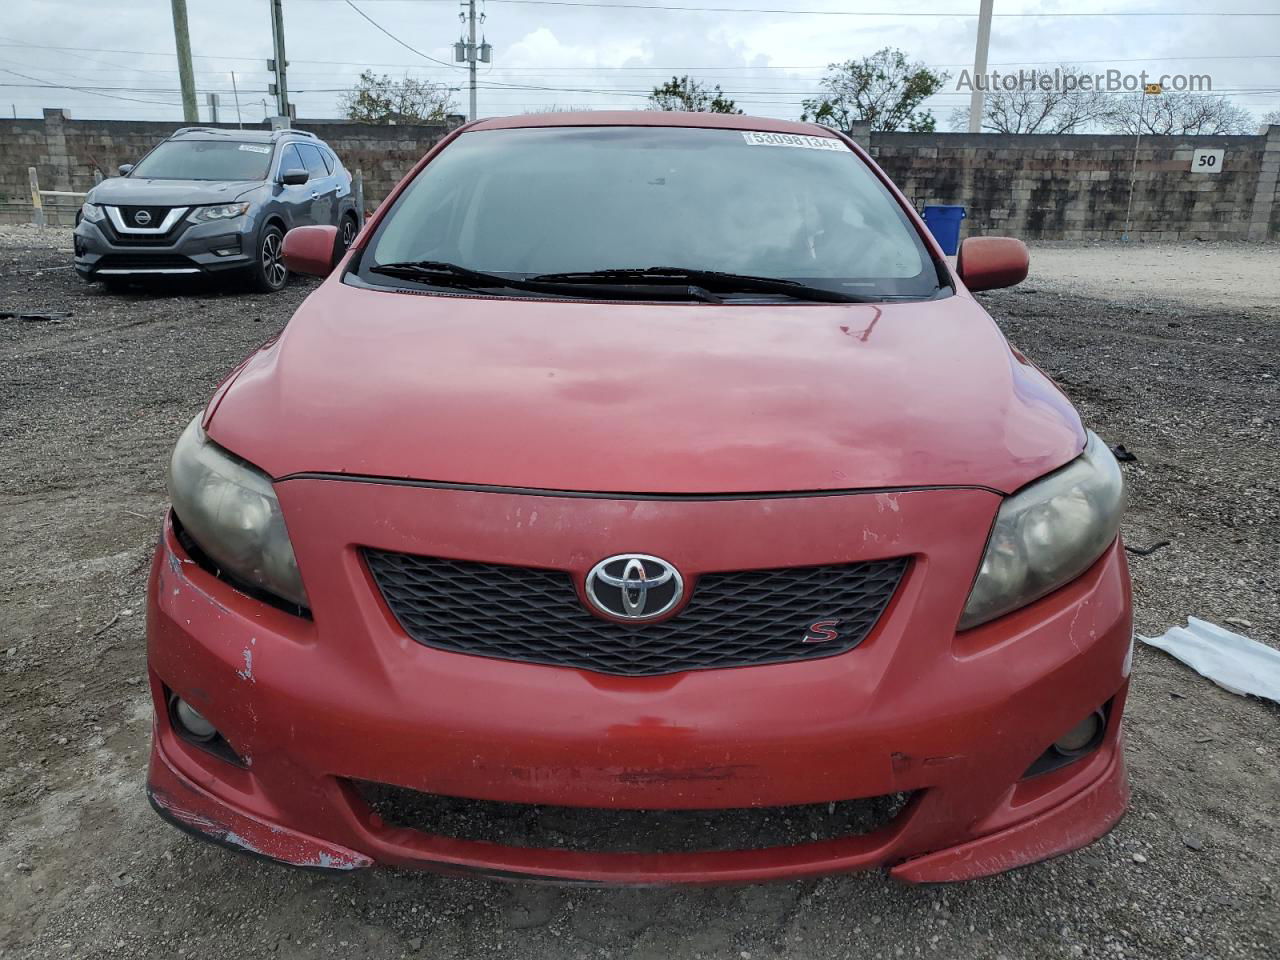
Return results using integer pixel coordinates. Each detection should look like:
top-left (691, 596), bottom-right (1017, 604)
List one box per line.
top-left (1053, 710), bottom-right (1104, 756)
top-left (173, 698), bottom-right (217, 741)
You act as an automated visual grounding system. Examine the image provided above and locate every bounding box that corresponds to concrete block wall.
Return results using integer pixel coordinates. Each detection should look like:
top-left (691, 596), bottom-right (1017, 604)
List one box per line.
top-left (1, 111), bottom-right (1277, 240)
top-left (872, 128), bottom-right (1278, 242)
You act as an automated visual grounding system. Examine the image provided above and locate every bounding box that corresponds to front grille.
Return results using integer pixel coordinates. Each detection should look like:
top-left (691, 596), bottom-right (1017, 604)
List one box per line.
top-left (118, 205), bottom-right (173, 227)
top-left (96, 253), bottom-right (197, 271)
top-left (364, 550), bottom-right (908, 676)
top-left (353, 781), bottom-right (912, 853)
top-left (103, 206), bottom-right (187, 245)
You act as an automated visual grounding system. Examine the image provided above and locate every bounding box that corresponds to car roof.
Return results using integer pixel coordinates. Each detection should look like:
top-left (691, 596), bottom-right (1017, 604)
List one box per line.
top-left (469, 111), bottom-right (840, 137)
top-left (167, 127), bottom-right (324, 146)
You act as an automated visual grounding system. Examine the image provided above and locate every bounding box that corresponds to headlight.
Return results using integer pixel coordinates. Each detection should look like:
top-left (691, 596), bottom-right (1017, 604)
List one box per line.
top-left (167, 417), bottom-right (308, 608)
top-left (189, 202), bottom-right (251, 223)
top-left (80, 202), bottom-right (105, 223)
top-left (959, 431), bottom-right (1124, 630)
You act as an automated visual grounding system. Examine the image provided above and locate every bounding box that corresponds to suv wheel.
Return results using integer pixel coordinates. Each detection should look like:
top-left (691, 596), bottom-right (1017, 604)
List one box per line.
top-left (339, 214), bottom-right (358, 251)
top-left (250, 225), bottom-right (288, 293)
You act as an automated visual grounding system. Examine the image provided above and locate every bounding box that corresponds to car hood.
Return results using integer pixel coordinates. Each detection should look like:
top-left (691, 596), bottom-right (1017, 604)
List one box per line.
top-left (206, 280), bottom-right (1085, 495)
top-left (88, 177), bottom-right (263, 206)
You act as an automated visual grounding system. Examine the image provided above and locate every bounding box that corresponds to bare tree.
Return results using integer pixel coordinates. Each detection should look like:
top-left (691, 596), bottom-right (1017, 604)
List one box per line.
top-left (648, 76), bottom-right (742, 114)
top-left (339, 71), bottom-right (459, 124)
top-left (801, 48), bottom-right (948, 133)
top-left (1261, 109), bottom-right (1280, 128)
top-left (1104, 92), bottom-right (1253, 136)
top-left (522, 105), bottom-right (595, 114)
top-left (948, 66), bottom-right (1114, 134)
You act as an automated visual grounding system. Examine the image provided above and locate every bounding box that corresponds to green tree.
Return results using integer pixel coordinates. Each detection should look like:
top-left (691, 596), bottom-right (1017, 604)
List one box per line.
top-left (339, 71), bottom-right (458, 124)
top-left (801, 48), bottom-right (947, 133)
top-left (648, 76), bottom-right (743, 114)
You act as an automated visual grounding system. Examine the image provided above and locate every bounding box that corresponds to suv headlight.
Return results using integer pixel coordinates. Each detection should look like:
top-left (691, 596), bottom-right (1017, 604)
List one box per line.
top-left (959, 431), bottom-right (1124, 630)
top-left (189, 202), bottom-right (250, 223)
top-left (80, 202), bottom-right (105, 223)
top-left (167, 417), bottom-right (308, 608)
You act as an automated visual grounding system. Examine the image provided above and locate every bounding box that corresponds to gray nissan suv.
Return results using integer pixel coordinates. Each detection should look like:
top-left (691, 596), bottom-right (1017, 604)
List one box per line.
top-left (74, 126), bottom-right (361, 292)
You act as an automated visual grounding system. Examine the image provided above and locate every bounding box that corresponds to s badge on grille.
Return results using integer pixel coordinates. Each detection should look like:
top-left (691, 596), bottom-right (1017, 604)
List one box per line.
top-left (585, 554), bottom-right (683, 621)
top-left (134, 210), bottom-right (152, 225)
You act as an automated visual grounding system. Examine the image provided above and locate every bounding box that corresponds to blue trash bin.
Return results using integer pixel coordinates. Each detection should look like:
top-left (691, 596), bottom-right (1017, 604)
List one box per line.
top-left (922, 205), bottom-right (967, 255)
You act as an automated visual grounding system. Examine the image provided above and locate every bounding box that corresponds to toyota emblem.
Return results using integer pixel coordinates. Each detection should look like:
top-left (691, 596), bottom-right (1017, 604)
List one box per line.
top-left (585, 554), bottom-right (683, 621)
top-left (134, 210), bottom-right (152, 225)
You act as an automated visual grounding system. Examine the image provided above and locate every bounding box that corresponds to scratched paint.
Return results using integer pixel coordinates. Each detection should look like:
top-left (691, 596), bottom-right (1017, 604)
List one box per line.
top-left (151, 784), bottom-right (370, 870)
top-left (874, 493), bottom-right (901, 513)
top-left (236, 640), bottom-right (256, 682)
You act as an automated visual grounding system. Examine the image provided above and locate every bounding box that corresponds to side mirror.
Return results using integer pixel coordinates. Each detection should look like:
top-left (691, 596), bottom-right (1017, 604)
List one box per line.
top-left (118, 163), bottom-right (133, 176)
top-left (280, 168), bottom-right (309, 186)
top-left (282, 224), bottom-right (341, 277)
top-left (956, 237), bottom-right (1029, 292)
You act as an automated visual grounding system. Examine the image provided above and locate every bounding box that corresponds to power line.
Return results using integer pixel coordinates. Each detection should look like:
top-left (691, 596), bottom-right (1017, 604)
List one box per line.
top-left (340, 0), bottom-right (459, 68)
top-left (2, 39), bottom-right (1276, 73)
top-left (299, 0), bottom-right (1280, 15)
top-left (0, 67), bottom-right (186, 105)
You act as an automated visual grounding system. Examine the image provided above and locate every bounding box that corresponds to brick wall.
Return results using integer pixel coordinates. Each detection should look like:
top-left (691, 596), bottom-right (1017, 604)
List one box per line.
top-left (2, 110), bottom-right (1277, 239)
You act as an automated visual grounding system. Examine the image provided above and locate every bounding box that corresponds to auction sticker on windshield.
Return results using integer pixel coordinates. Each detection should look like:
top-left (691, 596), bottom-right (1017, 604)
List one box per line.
top-left (238, 144), bottom-right (272, 154)
top-left (742, 131), bottom-right (845, 151)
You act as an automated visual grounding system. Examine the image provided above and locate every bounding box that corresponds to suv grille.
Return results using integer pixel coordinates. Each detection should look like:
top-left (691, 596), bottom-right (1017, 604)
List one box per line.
top-left (353, 780), bottom-right (912, 853)
top-left (364, 550), bottom-right (908, 676)
top-left (104, 206), bottom-right (187, 245)
top-left (118, 205), bottom-right (173, 227)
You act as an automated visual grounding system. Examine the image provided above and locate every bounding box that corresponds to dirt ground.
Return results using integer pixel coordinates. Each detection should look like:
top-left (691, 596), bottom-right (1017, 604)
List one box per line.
top-left (1, 229), bottom-right (1277, 960)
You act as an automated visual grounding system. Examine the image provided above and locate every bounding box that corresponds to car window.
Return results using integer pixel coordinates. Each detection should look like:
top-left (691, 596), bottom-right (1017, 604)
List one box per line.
top-left (129, 140), bottom-right (274, 181)
top-left (278, 144), bottom-right (307, 179)
top-left (298, 144), bottom-right (329, 179)
top-left (361, 126), bottom-right (937, 299)
top-left (318, 147), bottom-right (336, 175)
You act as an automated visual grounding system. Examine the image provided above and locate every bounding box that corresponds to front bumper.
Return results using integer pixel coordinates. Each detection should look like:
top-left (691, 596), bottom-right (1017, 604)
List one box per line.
top-left (73, 213), bottom-right (259, 279)
top-left (146, 481), bottom-right (1133, 884)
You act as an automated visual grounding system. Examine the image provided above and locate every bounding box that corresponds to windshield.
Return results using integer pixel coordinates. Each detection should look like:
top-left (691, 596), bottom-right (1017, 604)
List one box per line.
top-left (130, 140), bottom-right (274, 181)
top-left (357, 126), bottom-right (940, 300)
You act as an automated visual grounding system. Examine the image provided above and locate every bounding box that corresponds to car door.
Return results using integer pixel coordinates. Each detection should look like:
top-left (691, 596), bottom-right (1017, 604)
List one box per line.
top-left (274, 143), bottom-right (313, 229)
top-left (297, 144), bottom-right (337, 226)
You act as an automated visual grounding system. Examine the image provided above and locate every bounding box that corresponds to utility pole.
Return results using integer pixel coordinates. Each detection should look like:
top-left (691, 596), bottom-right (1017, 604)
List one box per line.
top-left (1123, 83), bottom-right (1162, 241)
top-left (169, 0), bottom-right (198, 123)
top-left (456, 0), bottom-right (492, 122)
top-left (231, 71), bottom-right (243, 128)
top-left (207, 92), bottom-right (220, 123)
top-left (269, 0), bottom-right (290, 121)
top-left (467, 0), bottom-right (477, 122)
top-left (967, 0), bottom-right (993, 133)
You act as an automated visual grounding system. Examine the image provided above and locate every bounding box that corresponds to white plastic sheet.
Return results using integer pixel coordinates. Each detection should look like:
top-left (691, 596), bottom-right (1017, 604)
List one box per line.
top-left (1139, 617), bottom-right (1280, 703)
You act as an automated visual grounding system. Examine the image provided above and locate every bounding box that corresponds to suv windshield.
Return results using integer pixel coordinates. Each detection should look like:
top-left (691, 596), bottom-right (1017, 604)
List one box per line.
top-left (357, 126), bottom-right (941, 300)
top-left (130, 139), bottom-right (274, 181)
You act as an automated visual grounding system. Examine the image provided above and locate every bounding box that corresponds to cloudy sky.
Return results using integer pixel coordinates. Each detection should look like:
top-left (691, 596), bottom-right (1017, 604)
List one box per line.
top-left (2, 0), bottom-right (1278, 126)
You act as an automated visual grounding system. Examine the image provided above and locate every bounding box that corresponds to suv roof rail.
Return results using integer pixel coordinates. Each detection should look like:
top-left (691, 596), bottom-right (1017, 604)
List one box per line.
top-left (275, 129), bottom-right (318, 140)
top-left (172, 126), bottom-right (225, 136)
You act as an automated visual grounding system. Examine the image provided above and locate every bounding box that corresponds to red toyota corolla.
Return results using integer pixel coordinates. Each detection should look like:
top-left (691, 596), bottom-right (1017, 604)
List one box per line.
top-left (145, 112), bottom-right (1131, 884)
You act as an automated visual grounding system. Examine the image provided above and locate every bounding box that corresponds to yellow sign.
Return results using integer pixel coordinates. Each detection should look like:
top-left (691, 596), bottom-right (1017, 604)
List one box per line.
top-left (1144, 83), bottom-right (1163, 95)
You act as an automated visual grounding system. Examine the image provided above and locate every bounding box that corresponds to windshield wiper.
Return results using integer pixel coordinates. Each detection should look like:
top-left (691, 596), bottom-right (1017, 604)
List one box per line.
top-left (529, 267), bottom-right (875, 303)
top-left (368, 260), bottom-right (723, 302)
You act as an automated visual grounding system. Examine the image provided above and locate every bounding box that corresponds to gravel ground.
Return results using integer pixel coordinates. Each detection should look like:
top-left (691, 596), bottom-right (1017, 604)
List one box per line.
top-left (1, 229), bottom-right (1277, 960)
